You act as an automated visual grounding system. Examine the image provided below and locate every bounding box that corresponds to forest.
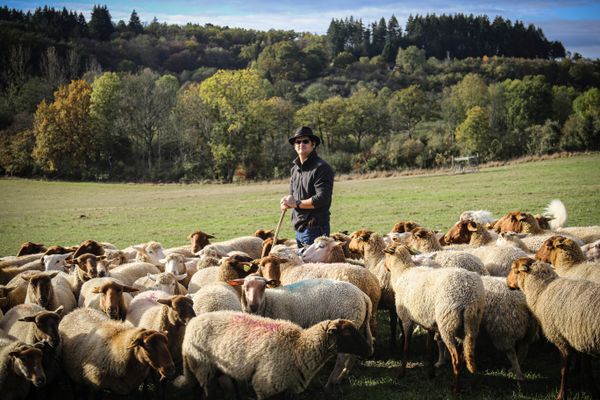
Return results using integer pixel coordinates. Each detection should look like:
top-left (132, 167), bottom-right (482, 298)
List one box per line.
top-left (0, 5), bottom-right (598, 182)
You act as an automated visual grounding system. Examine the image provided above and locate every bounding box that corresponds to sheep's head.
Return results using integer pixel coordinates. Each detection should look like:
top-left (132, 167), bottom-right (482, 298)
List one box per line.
top-left (260, 237), bottom-right (288, 258)
top-left (66, 253), bottom-right (107, 279)
top-left (17, 242), bottom-right (47, 257)
top-left (348, 229), bottom-right (373, 257)
top-left (507, 257), bottom-right (556, 290)
top-left (43, 245), bottom-right (77, 256)
top-left (73, 239), bottom-right (105, 258)
top-left (18, 306), bottom-right (63, 348)
top-left (255, 255), bottom-right (283, 286)
top-left (536, 235), bottom-right (585, 266)
top-left (129, 329), bottom-right (175, 380)
top-left (534, 214), bottom-right (553, 230)
top-left (157, 295), bottom-right (195, 326)
top-left (8, 343), bottom-right (46, 387)
top-left (219, 255), bottom-right (259, 282)
top-left (408, 227), bottom-right (441, 252)
top-left (228, 275), bottom-right (276, 314)
top-left (441, 220), bottom-right (471, 245)
top-left (42, 253), bottom-right (73, 272)
top-left (391, 221), bottom-right (420, 233)
top-left (91, 281), bottom-right (137, 320)
top-left (147, 272), bottom-right (187, 294)
top-left (324, 319), bottom-right (372, 358)
top-left (301, 236), bottom-right (344, 263)
top-left (254, 229), bottom-right (274, 240)
top-left (382, 242), bottom-right (416, 270)
top-left (188, 231), bottom-right (214, 253)
top-left (22, 271), bottom-right (58, 309)
top-left (134, 242), bottom-right (165, 266)
top-left (159, 254), bottom-right (187, 275)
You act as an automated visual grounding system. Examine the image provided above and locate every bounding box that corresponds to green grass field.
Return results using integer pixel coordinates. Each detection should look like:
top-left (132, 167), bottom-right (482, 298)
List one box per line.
top-left (1, 153), bottom-right (599, 256)
top-left (0, 154), bottom-right (599, 400)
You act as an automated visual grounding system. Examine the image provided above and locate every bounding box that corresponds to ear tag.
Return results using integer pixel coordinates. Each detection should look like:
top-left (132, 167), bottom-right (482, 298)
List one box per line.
top-left (243, 265), bottom-right (251, 272)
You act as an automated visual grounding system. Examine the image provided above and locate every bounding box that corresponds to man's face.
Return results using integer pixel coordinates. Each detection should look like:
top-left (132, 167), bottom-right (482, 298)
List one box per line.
top-left (294, 136), bottom-right (314, 158)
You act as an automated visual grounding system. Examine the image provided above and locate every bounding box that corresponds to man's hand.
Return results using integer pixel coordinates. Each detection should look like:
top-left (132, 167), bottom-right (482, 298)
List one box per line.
top-left (280, 195), bottom-right (296, 210)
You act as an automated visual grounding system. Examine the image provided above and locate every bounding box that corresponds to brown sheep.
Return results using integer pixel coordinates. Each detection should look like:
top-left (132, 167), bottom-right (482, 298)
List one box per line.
top-left (260, 237), bottom-right (288, 258)
top-left (535, 235), bottom-right (600, 284)
top-left (79, 278), bottom-right (138, 320)
top-left (301, 236), bottom-right (347, 263)
top-left (72, 239), bottom-right (105, 258)
top-left (0, 332), bottom-right (47, 399)
top-left (16, 242), bottom-right (47, 257)
top-left (254, 229), bottom-right (274, 240)
top-left (391, 220), bottom-right (421, 233)
top-left (188, 230), bottom-right (215, 253)
top-left (0, 304), bottom-right (63, 348)
top-left (23, 271), bottom-right (77, 313)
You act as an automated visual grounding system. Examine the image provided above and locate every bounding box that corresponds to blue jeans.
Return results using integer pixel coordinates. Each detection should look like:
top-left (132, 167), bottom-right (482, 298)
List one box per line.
top-left (295, 223), bottom-right (330, 248)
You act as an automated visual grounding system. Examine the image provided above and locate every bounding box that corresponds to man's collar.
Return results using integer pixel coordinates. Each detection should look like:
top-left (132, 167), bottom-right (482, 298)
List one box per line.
top-left (293, 151), bottom-right (318, 168)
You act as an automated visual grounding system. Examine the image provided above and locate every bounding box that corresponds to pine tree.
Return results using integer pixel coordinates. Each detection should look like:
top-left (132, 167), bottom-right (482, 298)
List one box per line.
top-left (128, 9), bottom-right (143, 35)
top-left (89, 4), bottom-right (114, 41)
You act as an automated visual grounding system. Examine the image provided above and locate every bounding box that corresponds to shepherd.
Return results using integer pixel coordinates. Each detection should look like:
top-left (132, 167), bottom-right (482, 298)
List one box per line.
top-left (280, 126), bottom-right (335, 248)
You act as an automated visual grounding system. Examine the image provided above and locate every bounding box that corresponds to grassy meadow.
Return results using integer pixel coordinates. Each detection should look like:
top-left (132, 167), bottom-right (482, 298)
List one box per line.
top-left (0, 153), bottom-right (599, 400)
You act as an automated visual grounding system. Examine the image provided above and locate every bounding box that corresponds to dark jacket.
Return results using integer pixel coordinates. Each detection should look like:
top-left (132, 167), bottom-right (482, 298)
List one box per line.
top-left (289, 151), bottom-right (334, 231)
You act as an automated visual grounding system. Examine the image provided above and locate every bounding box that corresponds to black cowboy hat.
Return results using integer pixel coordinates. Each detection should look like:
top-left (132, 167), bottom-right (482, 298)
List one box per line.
top-left (288, 126), bottom-right (321, 146)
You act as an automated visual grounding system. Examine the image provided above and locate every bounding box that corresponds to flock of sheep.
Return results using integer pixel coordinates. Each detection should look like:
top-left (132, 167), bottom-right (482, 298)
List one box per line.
top-left (0, 199), bottom-right (599, 400)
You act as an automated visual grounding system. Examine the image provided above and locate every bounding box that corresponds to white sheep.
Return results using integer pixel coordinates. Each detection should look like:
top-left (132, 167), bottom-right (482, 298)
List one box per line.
top-left (159, 253), bottom-right (194, 287)
top-left (59, 307), bottom-right (176, 395)
top-left (132, 272), bottom-right (188, 295)
top-left (107, 261), bottom-right (161, 286)
top-left (229, 275), bottom-right (374, 387)
top-left (196, 236), bottom-right (263, 259)
top-left (174, 311), bottom-right (372, 399)
top-left (464, 246), bottom-right (529, 277)
top-left (507, 258), bottom-right (600, 400)
top-left (187, 266), bottom-right (219, 294)
top-left (459, 209), bottom-right (496, 225)
top-left (496, 231), bottom-right (532, 252)
top-left (535, 235), bottom-right (600, 284)
top-left (383, 242), bottom-right (485, 394)
top-left (191, 282), bottom-right (242, 314)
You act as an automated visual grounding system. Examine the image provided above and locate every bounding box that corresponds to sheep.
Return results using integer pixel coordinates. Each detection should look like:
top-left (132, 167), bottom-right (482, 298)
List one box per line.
top-left (174, 311), bottom-right (372, 399)
top-left (159, 253), bottom-right (194, 288)
top-left (582, 239), bottom-right (600, 262)
top-left (188, 230), bottom-right (216, 253)
top-left (459, 210), bottom-right (496, 225)
top-left (72, 239), bottom-right (106, 258)
top-left (0, 331), bottom-right (46, 400)
top-left (421, 250), bottom-right (489, 275)
top-left (78, 277), bottom-right (138, 320)
top-left (507, 257), bottom-right (600, 400)
top-left (0, 304), bottom-right (63, 385)
top-left (441, 220), bottom-right (497, 247)
top-left (406, 227), bottom-right (443, 252)
top-left (196, 236), bottom-right (263, 259)
top-left (497, 231), bottom-right (532, 252)
top-left (23, 271), bottom-right (77, 314)
top-left (301, 236), bottom-right (346, 263)
top-left (133, 272), bottom-right (188, 295)
top-left (258, 251), bottom-right (381, 339)
top-left (535, 235), bottom-right (600, 284)
top-left (229, 275), bottom-right (373, 387)
top-left (59, 307), bottom-right (175, 395)
top-left (260, 237), bottom-right (289, 258)
top-left (121, 241), bottom-right (166, 265)
top-left (383, 242), bottom-right (485, 394)
top-left (330, 231), bottom-right (359, 259)
top-left (348, 229), bottom-right (396, 350)
top-left (188, 266), bottom-right (219, 294)
top-left (191, 282), bottom-right (242, 314)
top-left (63, 253), bottom-right (110, 297)
top-left (254, 229), bottom-right (274, 240)
top-left (16, 242), bottom-right (47, 257)
top-left (127, 292), bottom-right (195, 364)
top-left (464, 246), bottom-right (528, 277)
top-left (107, 261), bottom-right (161, 286)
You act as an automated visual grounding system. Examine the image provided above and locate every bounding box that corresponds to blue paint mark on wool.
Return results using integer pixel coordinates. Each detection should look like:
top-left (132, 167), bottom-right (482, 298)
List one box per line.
top-left (283, 279), bottom-right (335, 292)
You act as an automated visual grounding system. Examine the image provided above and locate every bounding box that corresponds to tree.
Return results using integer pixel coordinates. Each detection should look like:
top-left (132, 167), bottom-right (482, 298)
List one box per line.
top-left (32, 80), bottom-right (95, 177)
top-left (387, 85), bottom-right (429, 137)
top-left (394, 45), bottom-right (426, 75)
top-left (552, 85), bottom-right (578, 126)
top-left (504, 75), bottom-right (552, 132)
top-left (339, 87), bottom-right (384, 152)
top-left (455, 106), bottom-right (490, 157)
top-left (89, 4), bottom-right (114, 41)
top-left (256, 41), bottom-right (304, 82)
top-left (128, 9), bottom-right (143, 35)
top-left (198, 69), bottom-right (270, 181)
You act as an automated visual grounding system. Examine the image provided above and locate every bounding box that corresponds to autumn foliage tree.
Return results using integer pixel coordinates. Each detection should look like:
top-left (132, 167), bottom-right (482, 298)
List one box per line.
top-left (32, 79), bottom-right (95, 177)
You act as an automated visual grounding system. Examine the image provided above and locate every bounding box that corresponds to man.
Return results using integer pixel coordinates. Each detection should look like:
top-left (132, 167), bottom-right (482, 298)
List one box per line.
top-left (280, 126), bottom-right (334, 248)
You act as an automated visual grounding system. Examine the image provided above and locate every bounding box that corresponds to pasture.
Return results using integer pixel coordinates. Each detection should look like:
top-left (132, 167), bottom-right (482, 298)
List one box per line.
top-left (0, 153), bottom-right (599, 400)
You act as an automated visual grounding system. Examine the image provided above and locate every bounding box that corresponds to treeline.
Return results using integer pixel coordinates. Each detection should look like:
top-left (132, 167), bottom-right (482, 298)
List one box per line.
top-left (0, 5), bottom-right (598, 182)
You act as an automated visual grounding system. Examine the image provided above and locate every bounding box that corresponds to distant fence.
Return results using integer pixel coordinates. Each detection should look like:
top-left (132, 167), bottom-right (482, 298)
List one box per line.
top-left (451, 154), bottom-right (479, 173)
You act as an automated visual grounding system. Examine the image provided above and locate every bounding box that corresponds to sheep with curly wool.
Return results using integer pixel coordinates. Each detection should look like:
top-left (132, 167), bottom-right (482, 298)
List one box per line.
top-left (507, 257), bottom-right (600, 400)
top-left (383, 242), bottom-right (485, 394)
top-left (196, 236), bottom-right (263, 259)
top-left (127, 292), bottom-right (195, 364)
top-left (258, 250), bottom-right (381, 339)
top-left (59, 307), bottom-right (175, 395)
top-left (174, 311), bottom-right (371, 399)
top-left (230, 275), bottom-right (373, 387)
top-left (464, 246), bottom-right (528, 277)
top-left (535, 235), bottom-right (600, 284)
top-left (0, 330), bottom-right (46, 400)
top-left (191, 282), bottom-right (242, 315)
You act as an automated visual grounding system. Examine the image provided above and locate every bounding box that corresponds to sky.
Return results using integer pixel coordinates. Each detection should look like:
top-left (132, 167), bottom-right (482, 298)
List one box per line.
top-left (5, 0), bottom-right (600, 59)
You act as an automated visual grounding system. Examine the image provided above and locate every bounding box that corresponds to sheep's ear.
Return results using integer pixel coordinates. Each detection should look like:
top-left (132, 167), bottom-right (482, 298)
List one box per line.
top-left (128, 334), bottom-right (145, 349)
top-left (47, 271), bottom-right (59, 279)
top-left (21, 273), bottom-right (33, 281)
top-left (266, 280), bottom-right (280, 288)
top-left (175, 273), bottom-right (187, 281)
top-left (122, 286), bottom-right (138, 293)
top-left (467, 222), bottom-right (478, 232)
top-left (96, 255), bottom-right (106, 261)
top-left (0, 285), bottom-right (14, 293)
top-left (18, 315), bottom-right (37, 323)
top-left (159, 258), bottom-right (168, 264)
top-left (41, 255), bottom-right (48, 265)
top-left (408, 247), bottom-right (421, 255)
top-left (206, 234), bottom-right (215, 239)
top-left (227, 279), bottom-right (245, 287)
top-left (383, 245), bottom-right (395, 255)
top-left (516, 213), bottom-right (527, 222)
top-left (157, 298), bottom-right (172, 307)
top-left (53, 305), bottom-right (64, 315)
top-left (91, 286), bottom-right (103, 294)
